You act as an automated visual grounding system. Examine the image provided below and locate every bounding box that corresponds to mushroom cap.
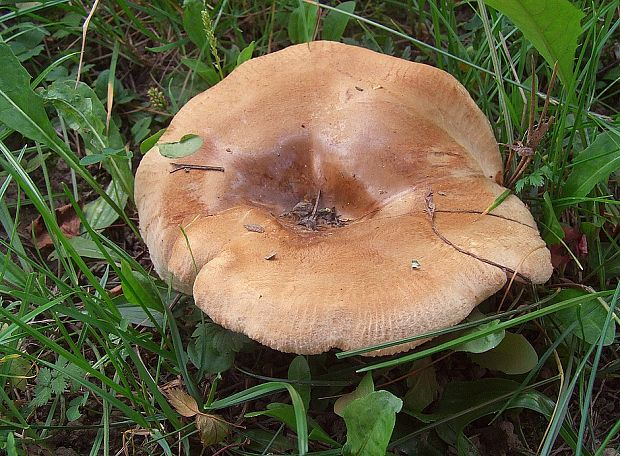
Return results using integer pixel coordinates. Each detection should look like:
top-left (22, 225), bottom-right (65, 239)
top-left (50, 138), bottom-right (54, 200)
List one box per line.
top-left (135, 41), bottom-right (552, 355)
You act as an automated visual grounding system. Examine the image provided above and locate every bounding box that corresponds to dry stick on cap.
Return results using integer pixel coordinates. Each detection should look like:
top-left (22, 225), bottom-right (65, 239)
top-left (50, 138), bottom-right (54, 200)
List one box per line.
top-left (169, 163), bottom-right (225, 174)
top-left (424, 189), bottom-right (529, 282)
top-left (135, 41), bottom-right (553, 356)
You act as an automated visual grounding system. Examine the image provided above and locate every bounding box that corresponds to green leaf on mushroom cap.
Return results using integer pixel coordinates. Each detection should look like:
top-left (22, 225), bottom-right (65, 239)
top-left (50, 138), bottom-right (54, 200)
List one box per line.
top-left (158, 134), bottom-right (203, 158)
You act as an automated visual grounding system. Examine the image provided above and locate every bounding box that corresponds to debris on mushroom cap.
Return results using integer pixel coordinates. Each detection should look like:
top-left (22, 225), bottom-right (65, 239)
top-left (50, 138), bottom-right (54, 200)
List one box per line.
top-left (134, 41), bottom-right (553, 356)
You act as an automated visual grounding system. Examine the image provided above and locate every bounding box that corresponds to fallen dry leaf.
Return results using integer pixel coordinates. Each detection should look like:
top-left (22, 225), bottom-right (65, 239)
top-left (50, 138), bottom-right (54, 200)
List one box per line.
top-left (30, 203), bottom-right (81, 249)
top-left (196, 413), bottom-right (231, 446)
top-left (164, 388), bottom-right (201, 417)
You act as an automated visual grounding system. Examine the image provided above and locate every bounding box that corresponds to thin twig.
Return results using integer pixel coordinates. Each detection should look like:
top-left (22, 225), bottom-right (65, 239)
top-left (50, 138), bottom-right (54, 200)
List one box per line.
top-left (169, 163), bottom-right (225, 174)
top-left (434, 209), bottom-right (535, 229)
top-left (212, 439), bottom-right (250, 456)
top-left (541, 62), bottom-right (559, 122)
top-left (311, 188), bottom-right (321, 218)
top-left (425, 190), bottom-right (530, 282)
top-left (527, 58), bottom-right (537, 145)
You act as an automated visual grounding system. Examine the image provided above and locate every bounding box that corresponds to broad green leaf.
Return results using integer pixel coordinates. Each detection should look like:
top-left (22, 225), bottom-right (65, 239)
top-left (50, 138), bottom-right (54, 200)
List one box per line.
top-left (334, 372), bottom-right (374, 417)
top-left (0, 43), bottom-right (60, 147)
top-left (0, 44), bottom-right (124, 222)
top-left (116, 304), bottom-right (165, 328)
top-left (130, 116), bottom-right (152, 144)
top-left (288, 356), bottom-right (311, 409)
top-left (187, 340), bottom-right (234, 374)
top-left (342, 390), bottom-right (402, 456)
top-left (158, 134), bottom-right (203, 158)
top-left (469, 332), bottom-right (538, 374)
top-left (563, 131), bottom-right (620, 198)
top-left (246, 403), bottom-right (297, 429)
top-left (120, 260), bottom-right (164, 312)
top-left (41, 80), bottom-right (123, 150)
top-left (484, 0), bottom-right (584, 86)
top-left (79, 153), bottom-right (108, 166)
top-left (237, 41), bottom-right (255, 66)
top-left (8, 22), bottom-right (48, 62)
top-left (183, 0), bottom-right (207, 49)
top-left (554, 289), bottom-right (616, 346)
top-left (50, 236), bottom-right (120, 261)
top-left (542, 191), bottom-right (564, 245)
top-left (83, 179), bottom-right (128, 231)
top-left (6, 355), bottom-right (29, 391)
top-left (454, 319), bottom-right (505, 353)
top-left (322, 1), bottom-right (356, 41)
top-left (403, 358), bottom-right (438, 412)
top-left (288, 2), bottom-right (318, 44)
top-left (140, 128), bottom-right (166, 153)
top-left (426, 379), bottom-right (581, 454)
top-left (206, 322), bottom-right (252, 353)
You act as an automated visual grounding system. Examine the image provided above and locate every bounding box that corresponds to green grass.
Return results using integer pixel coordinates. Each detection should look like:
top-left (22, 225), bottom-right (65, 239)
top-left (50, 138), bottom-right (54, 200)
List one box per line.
top-left (0, 0), bottom-right (619, 455)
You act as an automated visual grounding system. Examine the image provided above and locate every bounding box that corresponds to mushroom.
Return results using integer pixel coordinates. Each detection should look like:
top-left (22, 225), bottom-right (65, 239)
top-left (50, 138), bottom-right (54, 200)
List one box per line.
top-left (135, 41), bottom-right (552, 355)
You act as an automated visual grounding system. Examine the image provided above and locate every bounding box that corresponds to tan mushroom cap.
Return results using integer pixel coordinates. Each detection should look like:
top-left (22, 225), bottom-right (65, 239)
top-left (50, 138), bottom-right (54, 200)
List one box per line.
top-left (135, 41), bottom-right (552, 355)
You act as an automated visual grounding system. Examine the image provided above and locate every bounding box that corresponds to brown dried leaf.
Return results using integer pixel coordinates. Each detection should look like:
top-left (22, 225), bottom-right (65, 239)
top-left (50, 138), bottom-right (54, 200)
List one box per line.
top-left (164, 388), bottom-right (200, 417)
top-left (506, 143), bottom-right (534, 157)
top-left (30, 203), bottom-right (81, 249)
top-left (195, 414), bottom-right (231, 446)
top-left (527, 116), bottom-right (554, 150)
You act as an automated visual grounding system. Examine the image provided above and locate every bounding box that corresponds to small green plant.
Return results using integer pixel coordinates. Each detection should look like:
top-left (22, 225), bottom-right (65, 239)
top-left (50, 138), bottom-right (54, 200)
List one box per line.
top-left (30, 358), bottom-right (84, 409)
